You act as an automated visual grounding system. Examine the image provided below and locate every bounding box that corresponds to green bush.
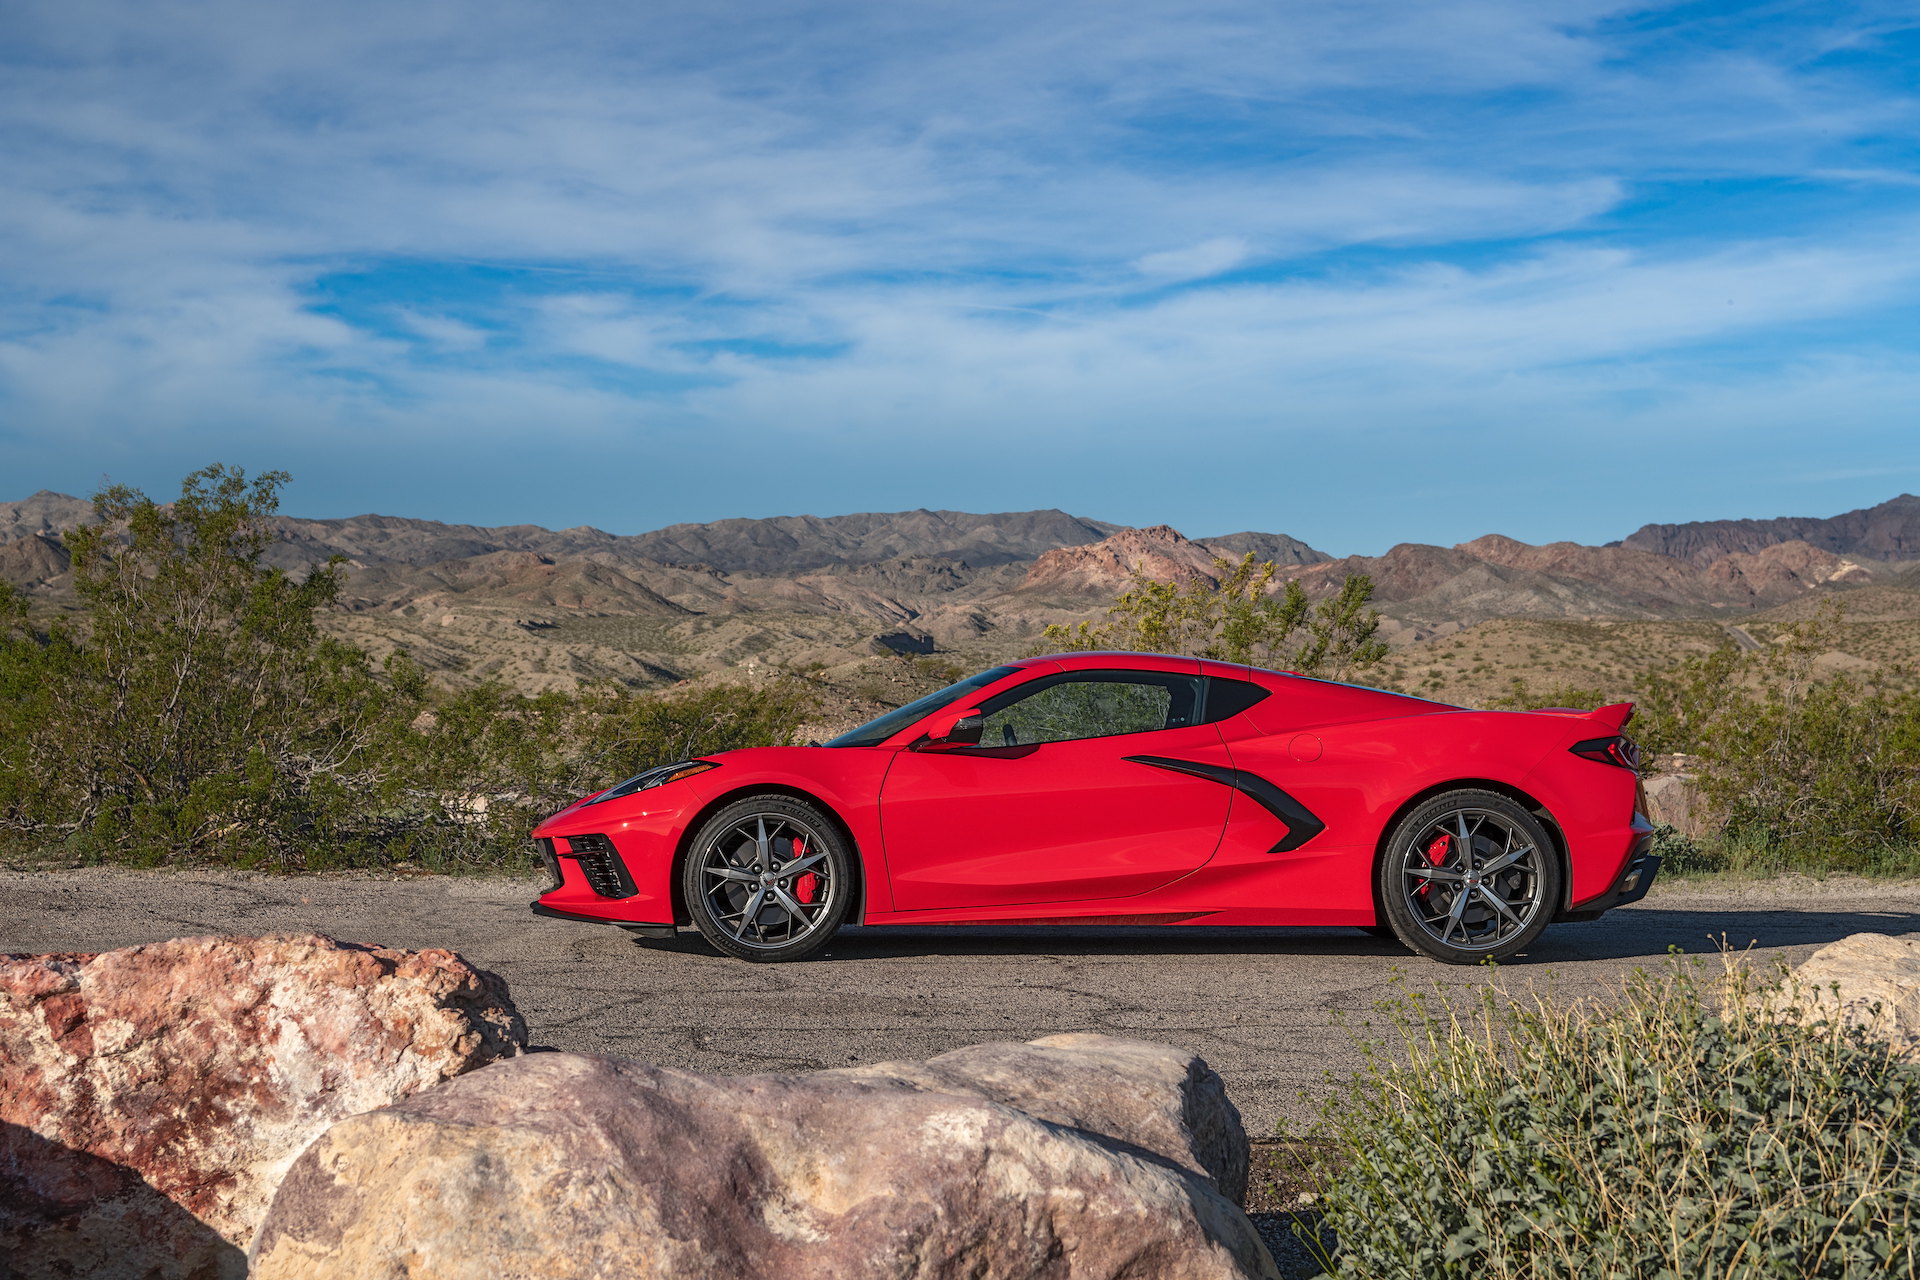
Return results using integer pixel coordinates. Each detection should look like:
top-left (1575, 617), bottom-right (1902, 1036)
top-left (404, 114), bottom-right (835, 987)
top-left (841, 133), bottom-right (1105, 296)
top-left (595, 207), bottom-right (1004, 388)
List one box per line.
top-left (390, 673), bottom-right (817, 869)
top-left (1635, 606), bottom-right (1920, 869)
top-left (0, 465), bottom-right (815, 870)
top-left (0, 467), bottom-right (407, 863)
top-left (1042, 553), bottom-right (1389, 680)
top-left (1300, 959), bottom-right (1920, 1278)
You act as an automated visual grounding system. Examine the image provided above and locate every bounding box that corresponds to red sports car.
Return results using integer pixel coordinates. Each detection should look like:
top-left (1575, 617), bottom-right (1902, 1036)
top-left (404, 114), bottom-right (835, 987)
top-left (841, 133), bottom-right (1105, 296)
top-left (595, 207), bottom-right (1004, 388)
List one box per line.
top-left (530, 652), bottom-right (1658, 964)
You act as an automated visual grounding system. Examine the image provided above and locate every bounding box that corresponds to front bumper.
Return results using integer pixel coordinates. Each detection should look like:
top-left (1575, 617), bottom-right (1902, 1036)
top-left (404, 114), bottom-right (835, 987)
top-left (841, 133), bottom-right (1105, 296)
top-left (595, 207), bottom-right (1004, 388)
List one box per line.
top-left (1559, 816), bottom-right (1660, 922)
top-left (530, 828), bottom-right (678, 928)
top-left (529, 902), bottom-right (677, 938)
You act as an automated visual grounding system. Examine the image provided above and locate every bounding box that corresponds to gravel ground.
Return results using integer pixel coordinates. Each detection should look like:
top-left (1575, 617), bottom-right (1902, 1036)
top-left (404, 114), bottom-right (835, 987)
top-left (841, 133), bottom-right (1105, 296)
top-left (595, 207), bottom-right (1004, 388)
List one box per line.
top-left (6, 868), bottom-right (1916, 1138)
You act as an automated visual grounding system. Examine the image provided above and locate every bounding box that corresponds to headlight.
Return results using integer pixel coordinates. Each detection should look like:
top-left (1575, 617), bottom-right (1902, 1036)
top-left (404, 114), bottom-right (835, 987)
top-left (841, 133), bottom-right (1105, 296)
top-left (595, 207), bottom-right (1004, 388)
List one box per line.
top-left (584, 760), bottom-right (718, 806)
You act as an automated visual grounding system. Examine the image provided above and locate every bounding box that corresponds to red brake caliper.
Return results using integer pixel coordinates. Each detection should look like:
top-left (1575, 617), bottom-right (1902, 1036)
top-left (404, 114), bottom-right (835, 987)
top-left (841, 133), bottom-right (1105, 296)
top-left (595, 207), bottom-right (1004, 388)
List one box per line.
top-left (1418, 832), bottom-right (1450, 898)
top-left (791, 836), bottom-right (819, 904)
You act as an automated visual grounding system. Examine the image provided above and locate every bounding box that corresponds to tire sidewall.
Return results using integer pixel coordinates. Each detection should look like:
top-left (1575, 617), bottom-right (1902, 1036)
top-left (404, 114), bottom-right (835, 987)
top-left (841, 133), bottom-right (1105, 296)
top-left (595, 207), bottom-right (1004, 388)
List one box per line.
top-left (681, 794), bottom-right (854, 963)
top-left (1377, 789), bottom-right (1562, 965)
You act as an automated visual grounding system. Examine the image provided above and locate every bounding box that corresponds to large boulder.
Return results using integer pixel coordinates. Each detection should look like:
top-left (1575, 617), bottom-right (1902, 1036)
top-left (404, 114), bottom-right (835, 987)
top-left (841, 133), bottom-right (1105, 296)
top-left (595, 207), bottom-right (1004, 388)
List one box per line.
top-left (1779, 932), bottom-right (1920, 1059)
top-left (1, 933), bottom-right (526, 1280)
top-left (253, 1035), bottom-right (1275, 1280)
top-left (834, 1031), bottom-right (1249, 1205)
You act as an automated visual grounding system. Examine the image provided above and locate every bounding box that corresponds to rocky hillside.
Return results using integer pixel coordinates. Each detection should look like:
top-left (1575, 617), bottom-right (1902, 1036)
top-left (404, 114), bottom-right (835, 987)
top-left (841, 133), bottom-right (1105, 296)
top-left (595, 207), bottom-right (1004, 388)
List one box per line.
top-left (3, 489), bottom-right (1913, 695)
top-left (1619, 493), bottom-right (1920, 566)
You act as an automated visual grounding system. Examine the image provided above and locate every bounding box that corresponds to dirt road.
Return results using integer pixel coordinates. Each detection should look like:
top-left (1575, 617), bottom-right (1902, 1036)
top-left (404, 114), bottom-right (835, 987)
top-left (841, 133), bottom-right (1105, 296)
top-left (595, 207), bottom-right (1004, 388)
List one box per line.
top-left (5, 869), bottom-right (1915, 1132)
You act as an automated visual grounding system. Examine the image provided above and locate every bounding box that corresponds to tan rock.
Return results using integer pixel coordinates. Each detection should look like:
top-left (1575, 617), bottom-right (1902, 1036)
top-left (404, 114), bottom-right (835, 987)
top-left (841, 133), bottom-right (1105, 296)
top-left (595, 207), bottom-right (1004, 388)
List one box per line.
top-left (253, 1036), bottom-right (1276, 1280)
top-left (834, 1031), bottom-right (1249, 1206)
top-left (1778, 932), bottom-right (1920, 1060)
top-left (1642, 770), bottom-right (1709, 840)
top-left (1, 933), bottom-right (525, 1279)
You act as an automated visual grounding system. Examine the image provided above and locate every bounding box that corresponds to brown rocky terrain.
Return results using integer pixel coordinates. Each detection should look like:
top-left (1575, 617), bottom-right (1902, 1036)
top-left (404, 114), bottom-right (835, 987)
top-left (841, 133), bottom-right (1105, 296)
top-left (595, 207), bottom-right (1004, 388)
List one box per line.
top-left (1019, 524), bottom-right (1231, 596)
top-left (3, 490), bottom-right (1914, 707)
top-left (1620, 493), bottom-right (1920, 565)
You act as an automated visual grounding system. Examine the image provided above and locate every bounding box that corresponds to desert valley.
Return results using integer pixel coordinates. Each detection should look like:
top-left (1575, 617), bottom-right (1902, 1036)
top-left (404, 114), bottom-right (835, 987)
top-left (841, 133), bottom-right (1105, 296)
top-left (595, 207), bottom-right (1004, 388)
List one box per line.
top-left (5, 488), bottom-right (1916, 729)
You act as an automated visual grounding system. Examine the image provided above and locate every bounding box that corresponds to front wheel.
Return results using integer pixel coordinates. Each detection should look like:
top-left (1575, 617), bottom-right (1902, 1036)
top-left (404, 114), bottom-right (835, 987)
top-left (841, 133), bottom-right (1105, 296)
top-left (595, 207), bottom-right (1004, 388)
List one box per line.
top-left (681, 795), bottom-right (855, 962)
top-left (1376, 790), bottom-right (1561, 965)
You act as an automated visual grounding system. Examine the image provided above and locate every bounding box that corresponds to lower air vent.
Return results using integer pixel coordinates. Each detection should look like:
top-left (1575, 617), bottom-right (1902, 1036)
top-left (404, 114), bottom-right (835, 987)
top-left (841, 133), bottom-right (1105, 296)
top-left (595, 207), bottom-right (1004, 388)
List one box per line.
top-left (565, 833), bottom-right (638, 899)
top-left (534, 837), bottom-right (563, 894)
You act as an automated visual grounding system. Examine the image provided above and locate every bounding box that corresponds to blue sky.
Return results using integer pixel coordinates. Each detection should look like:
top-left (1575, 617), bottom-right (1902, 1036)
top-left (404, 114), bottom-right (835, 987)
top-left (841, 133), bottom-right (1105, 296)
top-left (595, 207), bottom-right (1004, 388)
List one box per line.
top-left (0, 1), bottom-right (1916, 554)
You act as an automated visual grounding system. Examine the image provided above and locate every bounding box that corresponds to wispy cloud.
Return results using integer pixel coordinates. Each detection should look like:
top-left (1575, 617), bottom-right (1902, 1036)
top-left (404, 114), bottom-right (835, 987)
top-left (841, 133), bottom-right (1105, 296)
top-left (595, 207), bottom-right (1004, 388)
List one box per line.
top-left (0, 1), bottom-right (1915, 549)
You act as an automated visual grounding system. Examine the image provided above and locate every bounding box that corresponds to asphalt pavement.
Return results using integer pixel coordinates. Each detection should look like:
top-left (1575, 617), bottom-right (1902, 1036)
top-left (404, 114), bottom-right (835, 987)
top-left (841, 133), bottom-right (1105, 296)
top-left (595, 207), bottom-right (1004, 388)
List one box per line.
top-left (5, 869), bottom-right (1916, 1133)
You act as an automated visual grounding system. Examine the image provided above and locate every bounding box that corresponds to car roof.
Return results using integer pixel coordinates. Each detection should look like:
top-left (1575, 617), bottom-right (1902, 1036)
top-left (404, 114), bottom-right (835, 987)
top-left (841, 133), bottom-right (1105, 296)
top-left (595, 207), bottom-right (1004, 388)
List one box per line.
top-left (1020, 650), bottom-right (1454, 709)
top-left (1023, 650), bottom-right (1278, 680)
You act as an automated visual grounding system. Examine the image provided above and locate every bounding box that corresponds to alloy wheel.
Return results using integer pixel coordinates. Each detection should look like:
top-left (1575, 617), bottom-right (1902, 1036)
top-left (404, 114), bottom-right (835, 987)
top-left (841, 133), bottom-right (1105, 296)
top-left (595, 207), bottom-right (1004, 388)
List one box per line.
top-left (1398, 806), bottom-right (1544, 952)
top-left (695, 811), bottom-right (840, 951)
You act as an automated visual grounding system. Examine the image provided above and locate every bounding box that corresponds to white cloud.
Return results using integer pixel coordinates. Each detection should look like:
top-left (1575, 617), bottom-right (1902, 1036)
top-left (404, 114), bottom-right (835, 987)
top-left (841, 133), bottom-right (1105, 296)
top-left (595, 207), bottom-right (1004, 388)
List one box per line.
top-left (1134, 238), bottom-right (1250, 280)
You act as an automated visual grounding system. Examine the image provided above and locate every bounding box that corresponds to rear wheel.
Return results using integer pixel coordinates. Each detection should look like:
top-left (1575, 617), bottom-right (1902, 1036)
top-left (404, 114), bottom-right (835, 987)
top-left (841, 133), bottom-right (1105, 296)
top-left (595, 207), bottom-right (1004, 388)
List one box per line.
top-left (681, 795), bottom-right (854, 962)
top-left (1377, 790), bottom-right (1560, 965)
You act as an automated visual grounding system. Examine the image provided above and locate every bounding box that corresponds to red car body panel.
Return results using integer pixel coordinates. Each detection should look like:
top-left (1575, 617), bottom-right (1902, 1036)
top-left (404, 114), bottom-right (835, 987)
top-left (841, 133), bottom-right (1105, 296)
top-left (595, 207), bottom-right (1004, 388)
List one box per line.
top-left (531, 652), bottom-right (1651, 933)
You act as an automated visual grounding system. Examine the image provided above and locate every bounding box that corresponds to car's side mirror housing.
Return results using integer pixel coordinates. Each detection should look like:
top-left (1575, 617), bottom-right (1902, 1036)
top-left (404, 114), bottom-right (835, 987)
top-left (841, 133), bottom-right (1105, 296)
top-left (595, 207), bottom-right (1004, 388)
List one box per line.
top-left (914, 708), bottom-right (985, 751)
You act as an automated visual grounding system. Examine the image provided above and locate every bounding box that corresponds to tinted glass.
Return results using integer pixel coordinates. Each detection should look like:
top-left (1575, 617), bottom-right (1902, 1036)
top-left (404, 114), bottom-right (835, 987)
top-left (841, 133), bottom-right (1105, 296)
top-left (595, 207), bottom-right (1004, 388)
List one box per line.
top-left (822, 666), bottom-right (1019, 748)
top-left (1199, 677), bottom-right (1271, 723)
top-left (975, 671), bottom-right (1202, 747)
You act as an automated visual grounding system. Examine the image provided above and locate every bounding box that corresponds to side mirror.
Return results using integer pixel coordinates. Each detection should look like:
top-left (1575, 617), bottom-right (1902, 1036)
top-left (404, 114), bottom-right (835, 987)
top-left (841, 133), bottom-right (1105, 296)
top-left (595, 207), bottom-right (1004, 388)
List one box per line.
top-left (915, 707), bottom-right (985, 751)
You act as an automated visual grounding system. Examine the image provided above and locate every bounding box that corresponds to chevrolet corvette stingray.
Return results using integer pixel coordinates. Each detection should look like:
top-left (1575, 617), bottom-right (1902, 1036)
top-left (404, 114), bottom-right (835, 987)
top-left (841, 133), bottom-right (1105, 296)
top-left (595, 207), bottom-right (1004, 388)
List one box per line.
top-left (529, 652), bottom-right (1658, 964)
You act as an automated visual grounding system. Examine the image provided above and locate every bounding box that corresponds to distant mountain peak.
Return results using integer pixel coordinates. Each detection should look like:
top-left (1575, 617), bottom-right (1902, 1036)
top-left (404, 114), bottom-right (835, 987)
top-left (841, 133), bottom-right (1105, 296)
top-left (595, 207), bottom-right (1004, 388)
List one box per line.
top-left (1620, 494), bottom-right (1920, 566)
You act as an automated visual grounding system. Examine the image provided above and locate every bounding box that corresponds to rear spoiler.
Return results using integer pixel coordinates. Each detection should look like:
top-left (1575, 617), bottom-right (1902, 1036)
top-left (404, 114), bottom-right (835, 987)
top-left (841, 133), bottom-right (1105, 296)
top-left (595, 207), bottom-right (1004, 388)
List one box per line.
top-left (1531, 701), bottom-right (1636, 731)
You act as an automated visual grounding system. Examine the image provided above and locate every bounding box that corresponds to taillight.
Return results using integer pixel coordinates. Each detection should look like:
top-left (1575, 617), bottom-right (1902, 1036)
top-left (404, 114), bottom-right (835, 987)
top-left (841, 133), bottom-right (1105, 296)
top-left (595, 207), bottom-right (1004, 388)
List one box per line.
top-left (1571, 735), bottom-right (1641, 770)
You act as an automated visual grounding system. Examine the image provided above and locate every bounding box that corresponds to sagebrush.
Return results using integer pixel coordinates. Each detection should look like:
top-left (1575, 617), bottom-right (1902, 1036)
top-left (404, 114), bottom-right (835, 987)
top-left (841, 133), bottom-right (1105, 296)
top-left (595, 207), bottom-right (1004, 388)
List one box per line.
top-left (1299, 956), bottom-right (1920, 1278)
top-left (0, 466), bottom-right (814, 869)
top-left (1042, 552), bottom-right (1389, 679)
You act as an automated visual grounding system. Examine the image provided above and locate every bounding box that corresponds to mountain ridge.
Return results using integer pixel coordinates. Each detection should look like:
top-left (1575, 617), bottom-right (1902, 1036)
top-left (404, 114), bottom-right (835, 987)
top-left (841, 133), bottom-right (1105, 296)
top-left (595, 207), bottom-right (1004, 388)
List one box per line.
top-left (4, 490), bottom-right (1914, 694)
top-left (1619, 494), bottom-right (1920, 566)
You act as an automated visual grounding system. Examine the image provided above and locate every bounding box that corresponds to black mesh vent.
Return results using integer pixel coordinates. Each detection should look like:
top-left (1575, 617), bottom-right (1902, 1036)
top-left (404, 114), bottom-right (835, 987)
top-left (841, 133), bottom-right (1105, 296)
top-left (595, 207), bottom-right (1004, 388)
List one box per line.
top-left (534, 837), bottom-right (563, 894)
top-left (565, 833), bottom-right (638, 899)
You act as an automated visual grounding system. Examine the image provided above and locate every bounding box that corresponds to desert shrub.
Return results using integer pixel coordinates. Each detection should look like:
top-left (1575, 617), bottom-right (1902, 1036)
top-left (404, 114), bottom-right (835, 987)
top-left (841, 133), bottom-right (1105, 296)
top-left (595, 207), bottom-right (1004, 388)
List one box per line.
top-left (1043, 553), bottom-right (1389, 680)
top-left (0, 465), bottom-right (815, 870)
top-left (1487, 678), bottom-right (1613, 712)
top-left (1302, 958), bottom-right (1920, 1278)
top-left (392, 674), bottom-right (816, 868)
top-left (1647, 819), bottom-right (1710, 873)
top-left (0, 467), bottom-right (410, 864)
top-left (1636, 606), bottom-right (1920, 866)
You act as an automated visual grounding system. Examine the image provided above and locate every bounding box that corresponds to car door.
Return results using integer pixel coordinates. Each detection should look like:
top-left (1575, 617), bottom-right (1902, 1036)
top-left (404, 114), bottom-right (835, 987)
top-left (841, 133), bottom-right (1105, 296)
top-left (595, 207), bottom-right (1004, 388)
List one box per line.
top-left (879, 667), bottom-right (1235, 910)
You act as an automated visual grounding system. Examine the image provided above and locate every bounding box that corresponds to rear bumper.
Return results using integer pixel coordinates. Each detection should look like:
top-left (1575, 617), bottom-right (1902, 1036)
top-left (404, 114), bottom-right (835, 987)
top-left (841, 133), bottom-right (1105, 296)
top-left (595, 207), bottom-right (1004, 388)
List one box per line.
top-left (1559, 816), bottom-right (1660, 922)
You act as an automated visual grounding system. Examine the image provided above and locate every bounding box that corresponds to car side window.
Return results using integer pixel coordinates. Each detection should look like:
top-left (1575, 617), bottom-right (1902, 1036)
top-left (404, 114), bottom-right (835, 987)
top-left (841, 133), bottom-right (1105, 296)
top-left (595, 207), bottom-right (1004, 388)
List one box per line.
top-left (975, 672), bottom-right (1202, 747)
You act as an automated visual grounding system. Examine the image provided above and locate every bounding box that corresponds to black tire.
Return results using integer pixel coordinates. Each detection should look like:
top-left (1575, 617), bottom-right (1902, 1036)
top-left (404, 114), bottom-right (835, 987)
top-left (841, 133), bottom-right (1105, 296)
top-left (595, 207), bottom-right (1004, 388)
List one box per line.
top-left (1376, 789), bottom-right (1561, 965)
top-left (680, 795), bottom-right (855, 962)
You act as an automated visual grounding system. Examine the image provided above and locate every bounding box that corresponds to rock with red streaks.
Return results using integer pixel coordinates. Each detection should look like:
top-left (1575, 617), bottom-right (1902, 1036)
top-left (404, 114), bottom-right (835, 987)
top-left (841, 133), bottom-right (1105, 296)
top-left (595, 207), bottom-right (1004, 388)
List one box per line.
top-left (0, 933), bottom-right (525, 1279)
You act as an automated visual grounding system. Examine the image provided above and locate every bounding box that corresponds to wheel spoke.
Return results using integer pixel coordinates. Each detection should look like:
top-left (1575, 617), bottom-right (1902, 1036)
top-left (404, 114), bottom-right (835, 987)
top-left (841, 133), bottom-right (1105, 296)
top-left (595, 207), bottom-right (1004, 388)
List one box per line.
top-left (1442, 889), bottom-right (1469, 943)
top-left (783, 852), bottom-right (828, 875)
top-left (1454, 814), bottom-right (1476, 871)
top-left (1478, 884), bottom-right (1523, 929)
top-left (753, 818), bottom-right (773, 871)
top-left (771, 884), bottom-right (820, 921)
top-left (704, 865), bottom-right (758, 883)
top-left (1479, 846), bottom-right (1530, 875)
top-left (1404, 864), bottom-right (1464, 882)
top-left (733, 887), bottom-right (767, 939)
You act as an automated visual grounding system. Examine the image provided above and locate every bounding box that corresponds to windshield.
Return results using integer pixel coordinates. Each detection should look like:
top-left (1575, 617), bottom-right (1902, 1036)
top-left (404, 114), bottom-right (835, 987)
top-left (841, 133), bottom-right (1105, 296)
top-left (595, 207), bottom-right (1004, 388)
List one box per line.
top-left (822, 666), bottom-right (1021, 748)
